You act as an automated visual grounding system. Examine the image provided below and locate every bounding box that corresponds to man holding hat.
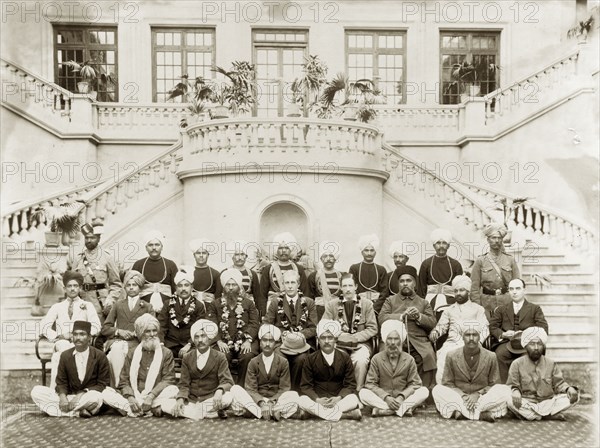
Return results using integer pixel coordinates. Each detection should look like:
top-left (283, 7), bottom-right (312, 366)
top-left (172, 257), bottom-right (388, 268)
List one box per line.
top-left (162, 319), bottom-right (235, 420)
top-left (31, 320), bottom-right (110, 418)
top-left (189, 238), bottom-right (222, 302)
top-left (227, 240), bottom-right (260, 302)
top-left (230, 324), bottom-right (300, 420)
top-left (308, 241), bottom-right (344, 320)
top-left (359, 320), bottom-right (429, 417)
top-left (384, 240), bottom-right (414, 299)
top-left (157, 270), bottom-right (208, 359)
top-left (417, 229), bottom-right (464, 318)
top-left (40, 270), bottom-right (101, 389)
top-left (432, 326), bottom-right (510, 422)
top-left (102, 270), bottom-right (155, 386)
top-left (471, 223), bottom-right (520, 319)
top-left (429, 275), bottom-right (489, 383)
top-left (102, 314), bottom-right (178, 417)
top-left (379, 265), bottom-right (437, 390)
top-left (206, 268), bottom-right (260, 386)
top-left (348, 234), bottom-right (387, 311)
top-left (259, 232), bottom-right (311, 317)
top-left (298, 319), bottom-right (362, 421)
top-left (489, 278), bottom-right (548, 382)
top-left (131, 230), bottom-right (179, 312)
top-left (507, 327), bottom-right (579, 421)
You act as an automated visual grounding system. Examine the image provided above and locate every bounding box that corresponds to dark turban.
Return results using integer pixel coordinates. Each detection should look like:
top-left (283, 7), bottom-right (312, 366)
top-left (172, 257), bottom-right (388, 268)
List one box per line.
top-left (395, 265), bottom-right (418, 282)
top-left (63, 270), bottom-right (84, 287)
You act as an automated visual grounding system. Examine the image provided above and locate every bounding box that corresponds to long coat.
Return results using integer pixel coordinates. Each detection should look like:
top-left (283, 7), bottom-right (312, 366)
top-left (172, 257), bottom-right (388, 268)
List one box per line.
top-left (442, 346), bottom-right (500, 395)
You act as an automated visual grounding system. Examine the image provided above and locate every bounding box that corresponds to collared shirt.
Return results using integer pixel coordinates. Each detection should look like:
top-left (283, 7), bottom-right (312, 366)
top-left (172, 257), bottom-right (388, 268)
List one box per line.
top-left (262, 353), bottom-right (274, 374)
top-left (322, 350), bottom-right (335, 366)
top-left (128, 295), bottom-right (139, 311)
top-left (286, 294), bottom-right (299, 308)
top-left (513, 299), bottom-right (524, 315)
top-left (74, 348), bottom-right (90, 382)
top-left (196, 349), bottom-right (210, 370)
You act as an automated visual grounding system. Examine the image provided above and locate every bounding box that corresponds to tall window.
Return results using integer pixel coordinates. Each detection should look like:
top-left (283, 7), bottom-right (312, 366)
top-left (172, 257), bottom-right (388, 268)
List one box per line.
top-left (54, 25), bottom-right (117, 102)
top-left (253, 29), bottom-right (307, 117)
top-left (152, 28), bottom-right (215, 102)
top-left (440, 31), bottom-right (500, 105)
top-left (346, 30), bottom-right (406, 105)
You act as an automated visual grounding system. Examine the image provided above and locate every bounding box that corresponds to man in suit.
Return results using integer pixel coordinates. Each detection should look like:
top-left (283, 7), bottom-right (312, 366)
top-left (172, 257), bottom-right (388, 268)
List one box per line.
top-left (157, 270), bottom-right (208, 359)
top-left (161, 320), bottom-right (234, 420)
top-left (31, 320), bottom-right (110, 417)
top-left (298, 319), bottom-right (362, 421)
top-left (102, 270), bottom-right (155, 386)
top-left (432, 326), bottom-right (510, 422)
top-left (230, 324), bottom-right (300, 420)
top-left (348, 234), bottom-right (387, 313)
top-left (264, 270), bottom-right (318, 392)
top-left (489, 278), bottom-right (549, 382)
top-left (102, 314), bottom-right (178, 417)
top-left (359, 320), bottom-right (429, 417)
top-left (322, 273), bottom-right (378, 390)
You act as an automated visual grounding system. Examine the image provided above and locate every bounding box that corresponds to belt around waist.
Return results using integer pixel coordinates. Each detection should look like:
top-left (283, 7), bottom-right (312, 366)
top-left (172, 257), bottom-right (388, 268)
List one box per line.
top-left (82, 283), bottom-right (106, 291)
top-left (482, 286), bottom-right (507, 295)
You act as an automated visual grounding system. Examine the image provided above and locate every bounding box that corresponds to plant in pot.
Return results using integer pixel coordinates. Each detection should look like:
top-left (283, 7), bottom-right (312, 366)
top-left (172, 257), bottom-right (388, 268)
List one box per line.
top-left (319, 74), bottom-right (385, 122)
top-left (168, 75), bottom-right (214, 126)
top-left (289, 55), bottom-right (328, 117)
top-left (31, 258), bottom-right (64, 316)
top-left (212, 61), bottom-right (257, 118)
top-left (30, 201), bottom-right (83, 247)
top-left (567, 15), bottom-right (595, 41)
top-left (491, 197), bottom-right (531, 244)
top-left (63, 60), bottom-right (116, 100)
top-left (445, 61), bottom-right (479, 102)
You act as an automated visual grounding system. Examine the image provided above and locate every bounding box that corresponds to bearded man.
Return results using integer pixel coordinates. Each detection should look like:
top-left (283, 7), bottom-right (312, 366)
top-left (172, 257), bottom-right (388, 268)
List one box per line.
top-left (308, 242), bottom-right (343, 319)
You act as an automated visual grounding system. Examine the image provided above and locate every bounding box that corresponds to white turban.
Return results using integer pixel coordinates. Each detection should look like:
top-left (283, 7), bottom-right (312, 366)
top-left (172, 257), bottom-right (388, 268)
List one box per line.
top-left (144, 230), bottom-right (164, 245)
top-left (431, 228), bottom-right (452, 245)
top-left (174, 270), bottom-right (194, 285)
top-left (134, 313), bottom-right (159, 340)
top-left (124, 270), bottom-right (146, 288)
top-left (358, 234), bottom-right (380, 251)
top-left (459, 321), bottom-right (486, 338)
top-left (388, 240), bottom-right (406, 258)
top-left (521, 327), bottom-right (548, 347)
top-left (273, 232), bottom-right (297, 248)
top-left (319, 241), bottom-right (340, 260)
top-left (258, 324), bottom-right (281, 341)
top-left (317, 319), bottom-right (342, 338)
top-left (381, 320), bottom-right (407, 343)
top-left (220, 268), bottom-right (243, 289)
top-left (228, 240), bottom-right (257, 258)
top-left (189, 238), bottom-right (212, 253)
top-left (190, 319), bottom-right (219, 340)
top-left (452, 274), bottom-right (472, 291)
top-left (483, 222), bottom-right (508, 238)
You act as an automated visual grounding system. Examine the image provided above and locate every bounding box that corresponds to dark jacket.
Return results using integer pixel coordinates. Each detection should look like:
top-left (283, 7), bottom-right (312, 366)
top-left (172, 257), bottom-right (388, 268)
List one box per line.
top-left (55, 346), bottom-right (110, 395)
top-left (489, 299), bottom-right (549, 340)
top-left (157, 296), bottom-right (207, 349)
top-left (176, 348), bottom-right (233, 403)
top-left (300, 349), bottom-right (356, 400)
top-left (245, 353), bottom-right (291, 403)
top-left (442, 347), bottom-right (500, 395)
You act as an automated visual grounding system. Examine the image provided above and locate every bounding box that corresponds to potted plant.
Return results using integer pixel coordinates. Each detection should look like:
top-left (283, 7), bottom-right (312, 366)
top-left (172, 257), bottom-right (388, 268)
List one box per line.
top-left (289, 55), bottom-right (328, 117)
top-left (31, 259), bottom-right (64, 316)
top-left (212, 61), bottom-right (257, 117)
top-left (491, 197), bottom-right (531, 244)
top-left (319, 74), bottom-right (385, 122)
top-left (63, 60), bottom-right (116, 100)
top-left (30, 201), bottom-right (83, 247)
top-left (567, 15), bottom-right (595, 41)
top-left (169, 75), bottom-right (214, 125)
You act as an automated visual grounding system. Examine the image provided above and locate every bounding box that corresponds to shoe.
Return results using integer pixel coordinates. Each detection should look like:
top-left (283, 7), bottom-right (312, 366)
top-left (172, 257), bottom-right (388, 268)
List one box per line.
top-left (543, 413), bottom-right (566, 421)
top-left (217, 410), bottom-right (228, 419)
top-left (79, 409), bottom-right (92, 418)
top-left (344, 409), bottom-right (362, 421)
top-left (272, 410), bottom-right (282, 421)
top-left (479, 412), bottom-right (496, 423)
top-left (404, 408), bottom-right (414, 417)
top-left (451, 410), bottom-right (465, 420)
top-left (372, 408), bottom-right (395, 417)
top-left (151, 406), bottom-right (163, 417)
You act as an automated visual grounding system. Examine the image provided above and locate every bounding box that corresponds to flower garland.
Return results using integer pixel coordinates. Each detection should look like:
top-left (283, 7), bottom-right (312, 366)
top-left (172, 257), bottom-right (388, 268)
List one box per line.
top-left (168, 295), bottom-right (196, 328)
top-left (219, 296), bottom-right (249, 353)
top-left (277, 293), bottom-right (308, 332)
top-left (337, 298), bottom-right (362, 334)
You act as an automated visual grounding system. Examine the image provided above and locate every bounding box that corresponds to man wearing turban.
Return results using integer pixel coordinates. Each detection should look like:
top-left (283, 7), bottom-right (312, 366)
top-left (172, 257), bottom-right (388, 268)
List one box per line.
top-left (297, 319), bottom-right (362, 421)
top-left (40, 270), bottom-right (102, 390)
top-left (470, 223), bottom-right (520, 319)
top-left (432, 326), bottom-right (510, 422)
top-left (102, 314), bottom-right (178, 417)
top-left (379, 265), bottom-right (437, 391)
top-left (131, 230), bottom-right (179, 309)
top-left (189, 238), bottom-right (222, 302)
top-left (348, 234), bottom-right (387, 311)
top-left (359, 320), bottom-right (429, 416)
top-left (230, 324), bottom-right (300, 420)
top-left (417, 229), bottom-right (464, 317)
top-left (507, 327), bottom-right (579, 421)
top-left (162, 319), bottom-right (235, 420)
top-left (259, 232), bottom-right (311, 317)
top-left (102, 270), bottom-right (155, 386)
top-left (227, 240), bottom-right (260, 301)
top-left (157, 270), bottom-right (208, 359)
top-left (205, 269), bottom-right (260, 386)
top-left (308, 241), bottom-right (344, 320)
top-left (429, 275), bottom-right (489, 383)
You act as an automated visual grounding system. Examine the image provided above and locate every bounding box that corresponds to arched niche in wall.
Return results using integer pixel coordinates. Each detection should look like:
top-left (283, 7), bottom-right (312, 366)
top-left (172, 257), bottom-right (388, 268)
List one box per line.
top-left (259, 201), bottom-right (309, 259)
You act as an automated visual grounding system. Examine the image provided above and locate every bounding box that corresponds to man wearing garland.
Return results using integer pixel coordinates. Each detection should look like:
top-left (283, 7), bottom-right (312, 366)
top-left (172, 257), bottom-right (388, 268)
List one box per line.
top-left (227, 240), bottom-right (260, 302)
top-left (383, 240), bottom-right (414, 298)
top-left (417, 229), bottom-right (463, 319)
top-left (189, 238), bottom-right (222, 303)
top-left (258, 232), bottom-right (311, 317)
top-left (264, 270), bottom-right (318, 392)
top-left (308, 242), bottom-right (344, 320)
top-left (348, 234), bottom-right (387, 313)
top-left (157, 270), bottom-right (208, 359)
top-left (322, 273), bottom-right (377, 390)
top-left (131, 230), bottom-right (179, 313)
top-left (206, 269), bottom-right (260, 386)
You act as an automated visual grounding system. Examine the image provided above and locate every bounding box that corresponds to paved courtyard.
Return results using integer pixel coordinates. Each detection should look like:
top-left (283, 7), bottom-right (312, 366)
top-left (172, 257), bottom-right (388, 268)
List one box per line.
top-left (1, 404), bottom-right (597, 448)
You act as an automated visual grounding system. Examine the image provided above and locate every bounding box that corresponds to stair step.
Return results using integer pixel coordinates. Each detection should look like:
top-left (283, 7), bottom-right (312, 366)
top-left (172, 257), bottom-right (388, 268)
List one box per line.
top-left (524, 282), bottom-right (597, 292)
top-left (521, 262), bottom-right (582, 273)
top-left (548, 321), bottom-right (597, 334)
top-left (525, 291), bottom-right (597, 301)
top-left (539, 303), bottom-right (597, 314)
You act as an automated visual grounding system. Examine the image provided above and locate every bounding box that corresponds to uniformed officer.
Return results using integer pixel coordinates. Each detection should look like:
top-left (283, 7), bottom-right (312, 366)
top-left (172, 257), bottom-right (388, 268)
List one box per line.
top-left (470, 223), bottom-right (520, 319)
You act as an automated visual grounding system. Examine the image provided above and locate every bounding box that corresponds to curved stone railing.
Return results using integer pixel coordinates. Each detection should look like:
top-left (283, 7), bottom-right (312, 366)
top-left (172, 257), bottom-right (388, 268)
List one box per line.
top-left (461, 182), bottom-right (597, 250)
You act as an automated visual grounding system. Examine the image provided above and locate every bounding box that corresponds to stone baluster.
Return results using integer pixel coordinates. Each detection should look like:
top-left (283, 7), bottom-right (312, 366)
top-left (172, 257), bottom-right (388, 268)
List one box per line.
top-left (532, 208), bottom-right (544, 236)
top-left (524, 205), bottom-right (535, 235)
top-left (94, 194), bottom-right (106, 220)
top-left (104, 190), bottom-right (116, 215)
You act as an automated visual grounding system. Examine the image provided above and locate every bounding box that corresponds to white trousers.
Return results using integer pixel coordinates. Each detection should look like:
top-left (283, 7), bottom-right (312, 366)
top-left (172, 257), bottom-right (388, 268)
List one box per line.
top-left (432, 384), bottom-right (510, 420)
top-left (230, 385), bottom-right (299, 419)
top-left (101, 385), bottom-right (179, 417)
top-left (506, 394), bottom-right (575, 420)
top-left (297, 394), bottom-right (360, 422)
top-left (349, 345), bottom-right (371, 391)
top-left (435, 340), bottom-right (464, 384)
top-left (161, 392), bottom-right (233, 421)
top-left (31, 385), bottom-right (103, 417)
top-left (49, 340), bottom-right (74, 390)
top-left (359, 386), bottom-right (429, 417)
top-left (106, 341), bottom-right (131, 388)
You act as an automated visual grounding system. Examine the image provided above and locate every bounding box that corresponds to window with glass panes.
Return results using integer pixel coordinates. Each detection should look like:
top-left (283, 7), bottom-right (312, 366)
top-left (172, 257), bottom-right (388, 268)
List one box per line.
top-left (346, 30), bottom-right (406, 105)
top-left (152, 28), bottom-right (215, 102)
top-left (253, 30), bottom-right (307, 117)
top-left (54, 26), bottom-right (117, 102)
top-left (440, 32), bottom-right (500, 105)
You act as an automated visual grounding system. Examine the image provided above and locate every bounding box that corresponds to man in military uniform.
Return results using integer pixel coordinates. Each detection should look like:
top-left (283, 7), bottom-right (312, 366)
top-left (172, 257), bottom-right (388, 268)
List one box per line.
top-left (308, 242), bottom-right (343, 320)
top-left (470, 223), bottom-right (520, 319)
top-left (348, 234), bottom-right (387, 314)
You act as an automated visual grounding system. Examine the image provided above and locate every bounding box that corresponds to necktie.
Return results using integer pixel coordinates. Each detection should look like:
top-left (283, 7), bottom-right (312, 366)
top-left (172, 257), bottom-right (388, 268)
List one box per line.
top-left (68, 300), bottom-right (74, 320)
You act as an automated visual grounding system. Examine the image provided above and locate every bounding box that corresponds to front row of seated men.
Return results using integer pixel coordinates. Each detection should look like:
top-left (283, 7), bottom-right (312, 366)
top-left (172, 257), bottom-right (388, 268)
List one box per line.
top-left (32, 314), bottom-right (578, 422)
